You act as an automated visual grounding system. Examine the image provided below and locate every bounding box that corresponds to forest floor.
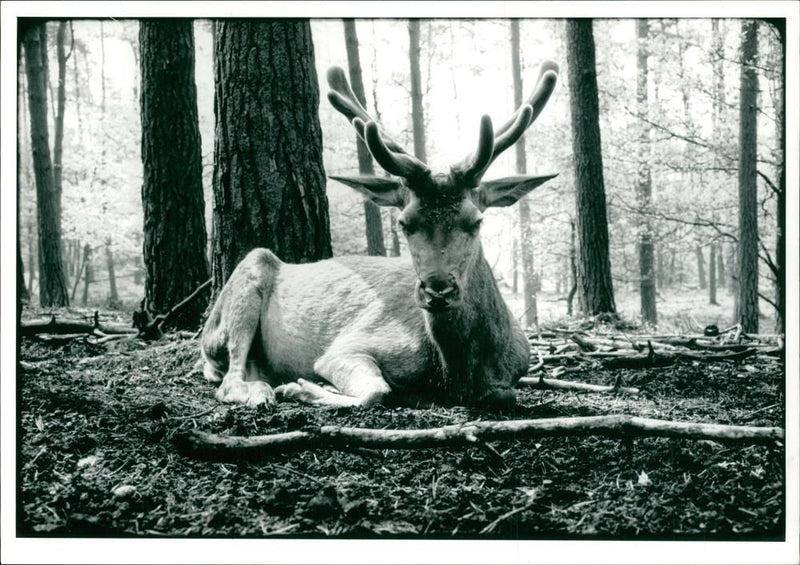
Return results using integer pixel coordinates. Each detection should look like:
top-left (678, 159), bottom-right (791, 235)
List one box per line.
top-left (16, 307), bottom-right (785, 540)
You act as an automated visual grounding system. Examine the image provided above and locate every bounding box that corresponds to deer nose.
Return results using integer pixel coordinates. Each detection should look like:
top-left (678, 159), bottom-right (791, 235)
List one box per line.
top-left (418, 274), bottom-right (460, 311)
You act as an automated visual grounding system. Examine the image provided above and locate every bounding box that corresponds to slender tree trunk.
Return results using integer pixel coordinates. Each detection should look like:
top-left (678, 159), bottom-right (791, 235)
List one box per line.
top-left (105, 239), bottom-right (119, 308)
top-left (636, 19), bottom-right (657, 325)
top-left (343, 19), bottom-right (385, 256)
top-left (695, 246), bottom-right (707, 289)
top-left (718, 243), bottom-right (727, 291)
top-left (27, 222), bottom-right (37, 294)
top-left (140, 20), bottom-right (210, 326)
top-left (388, 209), bottom-right (402, 257)
top-left (566, 19), bottom-right (616, 316)
top-left (23, 22), bottom-right (69, 307)
top-left (17, 119), bottom-right (29, 308)
top-left (512, 236), bottom-right (519, 294)
top-left (211, 21), bottom-right (331, 294)
top-left (511, 20), bottom-right (538, 329)
top-left (567, 218), bottom-right (577, 317)
top-left (736, 20), bottom-right (759, 333)
top-left (81, 243), bottom-right (92, 306)
top-left (709, 243), bottom-right (718, 305)
top-left (771, 21), bottom-right (785, 333)
top-left (408, 19), bottom-right (427, 162)
top-left (53, 22), bottom-right (69, 237)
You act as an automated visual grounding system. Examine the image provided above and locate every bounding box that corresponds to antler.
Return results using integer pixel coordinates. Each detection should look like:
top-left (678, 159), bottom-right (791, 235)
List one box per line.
top-left (327, 67), bottom-right (430, 180)
top-left (454, 61), bottom-right (559, 187)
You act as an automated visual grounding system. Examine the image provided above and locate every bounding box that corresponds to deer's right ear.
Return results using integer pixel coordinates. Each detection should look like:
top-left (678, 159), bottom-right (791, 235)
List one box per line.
top-left (329, 175), bottom-right (407, 208)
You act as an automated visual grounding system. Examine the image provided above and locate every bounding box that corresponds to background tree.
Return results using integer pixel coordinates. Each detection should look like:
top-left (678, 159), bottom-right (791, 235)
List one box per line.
top-left (510, 20), bottom-right (538, 329)
top-left (139, 20), bottom-right (209, 327)
top-left (408, 19), bottom-right (427, 162)
top-left (565, 19), bottom-right (616, 316)
top-left (343, 19), bottom-right (385, 256)
top-left (23, 20), bottom-right (69, 307)
top-left (636, 19), bottom-right (657, 325)
top-left (736, 19), bottom-right (759, 333)
top-left (211, 20), bottom-right (332, 295)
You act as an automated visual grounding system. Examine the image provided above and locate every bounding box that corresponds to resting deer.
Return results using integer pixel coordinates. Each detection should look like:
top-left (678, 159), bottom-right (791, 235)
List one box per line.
top-left (200, 61), bottom-right (559, 409)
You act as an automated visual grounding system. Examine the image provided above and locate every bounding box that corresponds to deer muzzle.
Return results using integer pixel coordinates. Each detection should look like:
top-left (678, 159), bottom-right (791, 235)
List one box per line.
top-left (415, 274), bottom-right (461, 312)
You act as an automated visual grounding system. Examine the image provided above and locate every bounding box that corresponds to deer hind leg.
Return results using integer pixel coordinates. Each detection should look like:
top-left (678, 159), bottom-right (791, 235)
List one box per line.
top-left (201, 249), bottom-right (279, 407)
top-left (275, 352), bottom-right (390, 407)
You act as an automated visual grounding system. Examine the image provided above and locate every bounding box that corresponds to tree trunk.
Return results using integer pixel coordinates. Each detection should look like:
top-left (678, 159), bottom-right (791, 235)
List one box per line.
top-left (511, 20), bottom-right (538, 329)
top-left (635, 19), bottom-right (657, 325)
top-left (736, 20), bottom-right (759, 333)
top-left (566, 19), bottom-right (616, 317)
top-left (27, 222), bottom-right (37, 294)
top-left (17, 127), bottom-right (29, 309)
top-left (512, 236), bottom-right (519, 294)
top-left (709, 243), bottom-right (718, 305)
top-left (211, 21), bottom-right (332, 295)
top-left (567, 218), bottom-right (577, 316)
top-left (695, 246), bottom-right (707, 289)
top-left (81, 243), bottom-right (92, 306)
top-left (343, 19), bottom-right (385, 257)
top-left (140, 20), bottom-right (210, 327)
top-left (408, 19), bottom-right (427, 162)
top-left (105, 239), bottom-right (119, 308)
top-left (771, 21), bottom-right (785, 334)
top-left (718, 243), bottom-right (727, 291)
top-left (53, 22), bottom-right (68, 238)
top-left (23, 22), bottom-right (69, 307)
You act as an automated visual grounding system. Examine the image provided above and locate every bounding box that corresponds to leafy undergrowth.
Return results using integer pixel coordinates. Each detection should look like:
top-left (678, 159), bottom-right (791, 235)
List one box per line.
top-left (18, 321), bottom-right (784, 539)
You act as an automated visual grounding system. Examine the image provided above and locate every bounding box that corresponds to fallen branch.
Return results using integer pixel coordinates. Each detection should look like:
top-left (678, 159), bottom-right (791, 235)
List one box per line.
top-left (517, 376), bottom-right (640, 395)
top-left (20, 314), bottom-right (137, 337)
top-left (174, 415), bottom-right (783, 461)
top-left (135, 279), bottom-right (211, 339)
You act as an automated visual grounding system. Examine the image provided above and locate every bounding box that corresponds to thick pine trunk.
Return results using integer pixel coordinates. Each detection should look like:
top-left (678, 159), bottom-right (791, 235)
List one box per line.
top-left (736, 20), bottom-right (759, 333)
top-left (511, 20), bottom-right (538, 329)
top-left (23, 22), bottom-right (69, 307)
top-left (566, 19), bottom-right (616, 317)
top-left (140, 20), bottom-right (210, 326)
top-left (211, 20), bottom-right (332, 294)
top-left (408, 19), bottom-right (427, 162)
top-left (636, 19), bottom-right (657, 325)
top-left (343, 19), bottom-right (385, 257)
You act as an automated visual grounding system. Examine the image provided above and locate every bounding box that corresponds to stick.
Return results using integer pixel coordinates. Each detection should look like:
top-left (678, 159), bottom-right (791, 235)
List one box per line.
top-left (517, 376), bottom-right (640, 395)
top-left (20, 315), bottom-right (137, 337)
top-left (138, 279), bottom-right (211, 339)
top-left (174, 415), bottom-right (783, 461)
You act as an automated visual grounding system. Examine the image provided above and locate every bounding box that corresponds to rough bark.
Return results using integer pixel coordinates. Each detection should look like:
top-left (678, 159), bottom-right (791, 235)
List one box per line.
top-left (343, 19), bottom-right (385, 256)
top-left (511, 20), bottom-right (538, 329)
top-left (567, 218), bottom-right (577, 316)
top-left (211, 20), bottom-right (332, 294)
top-left (565, 19), bottom-right (616, 316)
top-left (636, 19), bottom-right (657, 325)
top-left (140, 20), bottom-right (210, 327)
top-left (53, 22), bottom-right (69, 236)
top-left (736, 20), bottom-right (759, 333)
top-left (769, 20), bottom-right (785, 333)
top-left (23, 22), bottom-right (69, 307)
top-left (408, 19), bottom-right (427, 162)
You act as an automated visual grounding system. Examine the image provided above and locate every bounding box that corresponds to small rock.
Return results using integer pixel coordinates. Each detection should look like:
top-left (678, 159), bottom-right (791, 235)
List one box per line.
top-left (77, 455), bottom-right (99, 469)
top-left (112, 485), bottom-right (137, 499)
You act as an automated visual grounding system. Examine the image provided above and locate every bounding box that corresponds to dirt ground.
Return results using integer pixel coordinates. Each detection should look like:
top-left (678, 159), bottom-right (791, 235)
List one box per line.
top-left (17, 311), bottom-right (784, 539)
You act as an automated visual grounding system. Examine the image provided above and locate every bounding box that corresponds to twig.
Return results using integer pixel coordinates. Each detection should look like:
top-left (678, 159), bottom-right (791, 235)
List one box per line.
top-left (518, 377), bottom-right (640, 395)
top-left (174, 415), bottom-right (783, 461)
top-left (480, 497), bottom-right (537, 534)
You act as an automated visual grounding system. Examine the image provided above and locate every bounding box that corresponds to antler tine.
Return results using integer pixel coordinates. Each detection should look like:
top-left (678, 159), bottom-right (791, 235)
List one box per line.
top-left (456, 115), bottom-right (495, 187)
top-left (327, 66), bottom-right (408, 156)
top-left (361, 120), bottom-right (430, 179)
top-left (494, 61), bottom-right (559, 139)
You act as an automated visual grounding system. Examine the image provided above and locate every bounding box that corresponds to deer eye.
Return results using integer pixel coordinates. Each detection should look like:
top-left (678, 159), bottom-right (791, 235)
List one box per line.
top-left (465, 217), bottom-right (483, 234)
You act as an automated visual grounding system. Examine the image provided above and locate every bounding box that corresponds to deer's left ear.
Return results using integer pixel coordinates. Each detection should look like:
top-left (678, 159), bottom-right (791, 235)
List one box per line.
top-left (475, 174), bottom-right (558, 209)
top-left (329, 175), bottom-right (407, 208)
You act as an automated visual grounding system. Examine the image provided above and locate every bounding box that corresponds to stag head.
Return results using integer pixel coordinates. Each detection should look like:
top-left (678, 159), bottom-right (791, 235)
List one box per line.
top-left (328, 62), bottom-right (559, 312)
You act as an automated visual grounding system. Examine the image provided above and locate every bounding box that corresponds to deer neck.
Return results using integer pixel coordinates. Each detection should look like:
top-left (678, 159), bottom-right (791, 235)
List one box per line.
top-left (424, 245), bottom-right (522, 402)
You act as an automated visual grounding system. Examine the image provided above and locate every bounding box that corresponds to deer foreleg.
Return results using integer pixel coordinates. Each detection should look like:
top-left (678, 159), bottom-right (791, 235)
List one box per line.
top-left (275, 353), bottom-right (391, 407)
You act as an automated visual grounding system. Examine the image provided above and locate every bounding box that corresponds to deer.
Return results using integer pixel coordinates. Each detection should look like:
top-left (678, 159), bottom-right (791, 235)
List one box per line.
top-left (200, 61), bottom-right (559, 409)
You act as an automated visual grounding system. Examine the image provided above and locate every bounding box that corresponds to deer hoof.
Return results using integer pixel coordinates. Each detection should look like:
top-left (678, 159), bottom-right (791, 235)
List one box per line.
top-left (216, 380), bottom-right (276, 406)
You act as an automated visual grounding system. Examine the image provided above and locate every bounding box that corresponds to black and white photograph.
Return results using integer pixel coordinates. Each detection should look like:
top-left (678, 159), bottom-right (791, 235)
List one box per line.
top-left (1, 1), bottom-right (798, 564)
